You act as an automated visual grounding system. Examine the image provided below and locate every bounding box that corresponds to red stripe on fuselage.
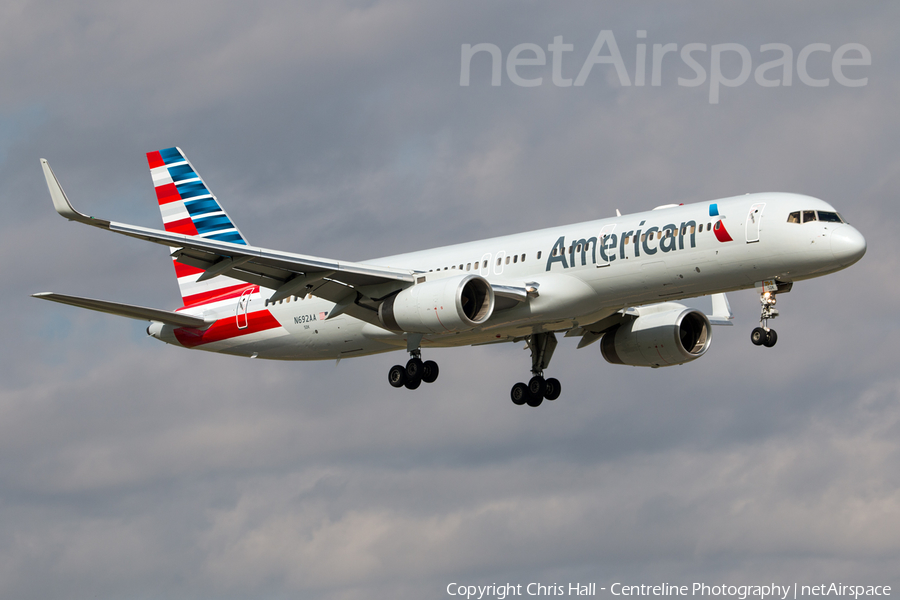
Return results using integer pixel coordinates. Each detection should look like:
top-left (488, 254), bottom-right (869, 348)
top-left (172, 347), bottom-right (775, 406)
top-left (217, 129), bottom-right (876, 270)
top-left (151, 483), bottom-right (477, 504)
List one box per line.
top-left (173, 309), bottom-right (281, 348)
top-left (147, 151), bottom-right (165, 169)
top-left (181, 283), bottom-right (256, 308)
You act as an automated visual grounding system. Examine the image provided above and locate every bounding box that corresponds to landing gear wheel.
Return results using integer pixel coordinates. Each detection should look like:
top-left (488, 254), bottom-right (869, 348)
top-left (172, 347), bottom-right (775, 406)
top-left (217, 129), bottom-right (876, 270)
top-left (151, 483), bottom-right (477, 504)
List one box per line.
top-left (511, 382), bottom-right (528, 406)
top-left (422, 360), bottom-right (439, 384)
top-left (751, 327), bottom-right (767, 346)
top-left (763, 329), bottom-right (778, 347)
top-left (526, 392), bottom-right (544, 407)
top-left (543, 377), bottom-right (561, 401)
top-left (406, 358), bottom-right (424, 380)
top-left (528, 375), bottom-right (545, 398)
top-left (404, 375), bottom-right (421, 390)
top-left (388, 365), bottom-right (406, 388)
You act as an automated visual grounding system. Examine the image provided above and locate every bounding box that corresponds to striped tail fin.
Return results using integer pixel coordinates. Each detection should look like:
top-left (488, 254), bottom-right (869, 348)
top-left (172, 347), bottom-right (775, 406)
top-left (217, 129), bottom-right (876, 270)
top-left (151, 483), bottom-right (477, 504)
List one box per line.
top-left (146, 147), bottom-right (252, 307)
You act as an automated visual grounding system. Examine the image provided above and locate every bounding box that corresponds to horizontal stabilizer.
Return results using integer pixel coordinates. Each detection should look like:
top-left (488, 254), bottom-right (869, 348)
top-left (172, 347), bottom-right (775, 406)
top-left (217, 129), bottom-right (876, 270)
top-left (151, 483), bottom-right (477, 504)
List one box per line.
top-left (32, 292), bottom-right (213, 329)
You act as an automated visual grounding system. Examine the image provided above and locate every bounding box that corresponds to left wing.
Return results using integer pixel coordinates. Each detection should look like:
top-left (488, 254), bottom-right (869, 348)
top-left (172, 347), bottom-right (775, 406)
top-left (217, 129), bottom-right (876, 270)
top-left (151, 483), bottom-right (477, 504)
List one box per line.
top-left (41, 158), bottom-right (416, 325)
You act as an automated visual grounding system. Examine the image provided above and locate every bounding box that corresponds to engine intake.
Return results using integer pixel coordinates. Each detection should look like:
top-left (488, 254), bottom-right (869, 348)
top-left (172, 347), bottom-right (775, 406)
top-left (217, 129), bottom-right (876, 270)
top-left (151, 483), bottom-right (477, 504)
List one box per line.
top-left (600, 305), bottom-right (711, 367)
top-left (379, 274), bottom-right (494, 334)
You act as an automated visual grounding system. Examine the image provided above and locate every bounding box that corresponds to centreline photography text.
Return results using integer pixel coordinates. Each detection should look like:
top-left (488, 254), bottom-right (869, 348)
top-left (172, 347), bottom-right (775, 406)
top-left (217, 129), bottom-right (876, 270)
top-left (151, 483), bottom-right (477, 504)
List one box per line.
top-left (445, 582), bottom-right (892, 599)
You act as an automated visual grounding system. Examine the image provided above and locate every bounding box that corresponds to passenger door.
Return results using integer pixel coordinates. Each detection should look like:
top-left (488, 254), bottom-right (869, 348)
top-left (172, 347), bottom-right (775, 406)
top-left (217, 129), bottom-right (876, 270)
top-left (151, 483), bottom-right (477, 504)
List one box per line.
top-left (746, 203), bottom-right (766, 243)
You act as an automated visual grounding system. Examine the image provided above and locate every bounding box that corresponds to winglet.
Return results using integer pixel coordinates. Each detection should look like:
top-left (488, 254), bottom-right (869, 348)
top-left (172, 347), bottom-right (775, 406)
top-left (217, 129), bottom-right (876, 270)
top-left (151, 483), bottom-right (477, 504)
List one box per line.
top-left (40, 159), bottom-right (109, 227)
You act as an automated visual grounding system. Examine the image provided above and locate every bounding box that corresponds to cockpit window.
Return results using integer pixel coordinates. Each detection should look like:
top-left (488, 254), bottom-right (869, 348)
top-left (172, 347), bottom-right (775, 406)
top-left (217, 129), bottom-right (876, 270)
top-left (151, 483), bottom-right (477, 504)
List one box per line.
top-left (817, 211), bottom-right (843, 223)
top-left (787, 211), bottom-right (801, 223)
top-left (802, 210), bottom-right (817, 223)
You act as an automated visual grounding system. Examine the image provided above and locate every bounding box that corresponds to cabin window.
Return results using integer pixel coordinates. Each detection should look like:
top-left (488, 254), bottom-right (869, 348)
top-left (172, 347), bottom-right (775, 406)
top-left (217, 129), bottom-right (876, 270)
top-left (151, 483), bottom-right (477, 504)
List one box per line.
top-left (521, 253), bottom-right (525, 262)
top-left (624, 236), bottom-right (630, 245)
top-left (690, 226), bottom-right (696, 234)
top-left (466, 263), bottom-right (471, 271)
top-left (505, 256), bottom-right (510, 265)
top-left (512, 255), bottom-right (518, 263)
top-left (483, 260), bottom-right (487, 268)
top-left (537, 251), bottom-right (542, 259)
top-left (802, 210), bottom-right (817, 223)
top-left (715, 222), bottom-right (721, 231)
top-left (787, 212), bottom-right (801, 223)
top-left (497, 257), bottom-right (502, 266)
top-left (640, 235), bottom-right (645, 243)
top-left (459, 264), bottom-right (463, 270)
top-left (698, 224), bottom-right (703, 233)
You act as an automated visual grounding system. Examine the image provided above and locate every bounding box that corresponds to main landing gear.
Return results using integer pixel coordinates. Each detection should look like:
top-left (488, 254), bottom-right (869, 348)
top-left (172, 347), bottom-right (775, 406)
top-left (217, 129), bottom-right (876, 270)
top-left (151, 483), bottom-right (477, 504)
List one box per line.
top-left (511, 332), bottom-right (562, 407)
top-left (388, 347), bottom-right (439, 390)
top-left (751, 290), bottom-right (779, 348)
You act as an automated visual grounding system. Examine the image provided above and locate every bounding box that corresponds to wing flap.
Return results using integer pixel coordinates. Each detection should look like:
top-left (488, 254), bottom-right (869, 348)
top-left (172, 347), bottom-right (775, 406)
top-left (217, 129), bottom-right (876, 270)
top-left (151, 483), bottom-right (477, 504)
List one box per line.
top-left (709, 292), bottom-right (734, 326)
top-left (32, 292), bottom-right (213, 329)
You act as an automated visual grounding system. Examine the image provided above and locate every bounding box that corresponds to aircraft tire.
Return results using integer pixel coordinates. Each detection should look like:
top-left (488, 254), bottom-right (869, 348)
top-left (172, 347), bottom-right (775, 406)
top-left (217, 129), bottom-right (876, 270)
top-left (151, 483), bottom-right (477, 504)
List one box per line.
top-left (750, 327), bottom-right (767, 346)
top-left (764, 329), bottom-right (778, 347)
top-left (406, 358), bottom-right (424, 380)
top-left (526, 392), bottom-right (543, 407)
top-left (544, 378), bottom-right (561, 401)
top-left (422, 360), bottom-right (439, 383)
top-left (528, 375), bottom-right (545, 398)
top-left (511, 382), bottom-right (528, 405)
top-left (388, 365), bottom-right (407, 388)
top-left (405, 374), bottom-right (422, 390)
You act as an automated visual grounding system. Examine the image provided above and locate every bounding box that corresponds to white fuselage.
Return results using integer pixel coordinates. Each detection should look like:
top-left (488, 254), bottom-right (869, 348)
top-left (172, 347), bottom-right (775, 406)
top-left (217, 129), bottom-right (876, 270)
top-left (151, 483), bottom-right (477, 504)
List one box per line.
top-left (150, 192), bottom-right (865, 360)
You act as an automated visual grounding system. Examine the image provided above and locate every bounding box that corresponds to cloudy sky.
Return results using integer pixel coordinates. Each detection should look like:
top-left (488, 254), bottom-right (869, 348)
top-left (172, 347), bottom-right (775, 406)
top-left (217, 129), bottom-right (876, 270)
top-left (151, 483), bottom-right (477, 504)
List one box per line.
top-left (3, 1), bottom-right (899, 598)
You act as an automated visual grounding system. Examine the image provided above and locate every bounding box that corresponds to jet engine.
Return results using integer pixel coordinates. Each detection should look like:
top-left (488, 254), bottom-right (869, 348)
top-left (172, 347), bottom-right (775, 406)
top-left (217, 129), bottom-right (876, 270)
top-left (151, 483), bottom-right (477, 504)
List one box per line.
top-left (600, 304), bottom-right (711, 367)
top-left (378, 274), bottom-right (495, 334)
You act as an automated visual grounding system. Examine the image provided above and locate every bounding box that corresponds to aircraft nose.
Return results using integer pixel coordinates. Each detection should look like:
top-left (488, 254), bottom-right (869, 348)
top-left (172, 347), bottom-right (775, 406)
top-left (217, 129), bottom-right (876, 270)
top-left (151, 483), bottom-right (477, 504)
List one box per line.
top-left (831, 225), bottom-right (867, 265)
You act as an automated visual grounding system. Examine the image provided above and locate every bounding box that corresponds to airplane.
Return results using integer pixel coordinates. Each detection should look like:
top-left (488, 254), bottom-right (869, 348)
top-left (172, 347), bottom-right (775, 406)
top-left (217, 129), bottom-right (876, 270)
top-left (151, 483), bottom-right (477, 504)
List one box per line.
top-left (33, 147), bottom-right (867, 407)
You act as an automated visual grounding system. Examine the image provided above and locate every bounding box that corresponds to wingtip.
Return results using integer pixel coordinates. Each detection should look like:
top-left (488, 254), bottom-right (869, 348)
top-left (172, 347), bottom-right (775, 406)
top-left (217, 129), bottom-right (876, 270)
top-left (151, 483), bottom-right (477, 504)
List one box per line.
top-left (40, 159), bottom-right (110, 228)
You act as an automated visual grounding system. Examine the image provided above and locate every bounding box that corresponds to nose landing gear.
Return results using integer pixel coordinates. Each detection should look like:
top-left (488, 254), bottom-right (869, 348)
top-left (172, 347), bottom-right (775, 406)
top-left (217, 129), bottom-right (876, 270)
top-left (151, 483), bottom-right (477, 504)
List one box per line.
top-left (510, 332), bottom-right (562, 407)
top-left (751, 290), bottom-right (779, 348)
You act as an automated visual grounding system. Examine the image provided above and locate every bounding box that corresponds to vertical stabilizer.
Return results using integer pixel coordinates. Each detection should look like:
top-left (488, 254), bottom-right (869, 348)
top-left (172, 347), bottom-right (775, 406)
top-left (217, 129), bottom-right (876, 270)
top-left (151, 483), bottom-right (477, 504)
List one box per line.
top-left (146, 147), bottom-right (252, 306)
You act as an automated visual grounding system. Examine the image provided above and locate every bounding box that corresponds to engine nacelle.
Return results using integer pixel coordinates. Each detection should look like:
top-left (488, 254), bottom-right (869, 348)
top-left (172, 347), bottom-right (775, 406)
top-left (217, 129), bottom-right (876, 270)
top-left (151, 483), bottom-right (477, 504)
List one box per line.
top-left (600, 305), bottom-right (711, 367)
top-left (378, 274), bottom-right (495, 334)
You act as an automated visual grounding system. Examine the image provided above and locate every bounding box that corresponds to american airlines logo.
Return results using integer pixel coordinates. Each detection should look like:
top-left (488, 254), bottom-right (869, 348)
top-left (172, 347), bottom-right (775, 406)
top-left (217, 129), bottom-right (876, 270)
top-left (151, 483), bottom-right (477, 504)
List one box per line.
top-left (545, 204), bottom-right (730, 272)
top-left (460, 31), bottom-right (871, 103)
